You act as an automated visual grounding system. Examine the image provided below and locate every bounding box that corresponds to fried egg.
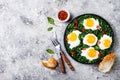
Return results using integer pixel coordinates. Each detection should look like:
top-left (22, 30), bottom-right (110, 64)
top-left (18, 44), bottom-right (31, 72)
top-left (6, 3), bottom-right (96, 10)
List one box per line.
top-left (98, 35), bottom-right (112, 50)
top-left (67, 30), bottom-right (81, 49)
top-left (83, 34), bottom-right (98, 46)
top-left (81, 47), bottom-right (99, 60)
top-left (83, 18), bottom-right (99, 30)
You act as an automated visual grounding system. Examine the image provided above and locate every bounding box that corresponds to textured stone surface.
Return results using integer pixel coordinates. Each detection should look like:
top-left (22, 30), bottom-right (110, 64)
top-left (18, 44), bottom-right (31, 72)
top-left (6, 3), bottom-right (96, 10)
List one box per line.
top-left (0, 0), bottom-right (120, 80)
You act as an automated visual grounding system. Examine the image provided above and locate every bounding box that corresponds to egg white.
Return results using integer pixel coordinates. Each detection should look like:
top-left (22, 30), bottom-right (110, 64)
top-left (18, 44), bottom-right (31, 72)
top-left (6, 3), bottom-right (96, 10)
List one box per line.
top-left (83, 34), bottom-right (98, 46)
top-left (98, 35), bottom-right (112, 50)
top-left (83, 18), bottom-right (99, 30)
top-left (67, 30), bottom-right (81, 49)
top-left (81, 47), bottom-right (99, 60)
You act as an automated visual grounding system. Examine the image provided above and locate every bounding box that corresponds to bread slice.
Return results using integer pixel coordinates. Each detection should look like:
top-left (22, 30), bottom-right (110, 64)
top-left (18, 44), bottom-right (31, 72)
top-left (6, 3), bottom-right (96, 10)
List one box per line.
top-left (42, 57), bottom-right (57, 69)
top-left (98, 53), bottom-right (116, 73)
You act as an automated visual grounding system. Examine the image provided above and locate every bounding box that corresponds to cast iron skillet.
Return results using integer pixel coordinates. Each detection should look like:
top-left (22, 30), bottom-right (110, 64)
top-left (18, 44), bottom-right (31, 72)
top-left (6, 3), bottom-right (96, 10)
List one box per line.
top-left (64, 14), bottom-right (114, 64)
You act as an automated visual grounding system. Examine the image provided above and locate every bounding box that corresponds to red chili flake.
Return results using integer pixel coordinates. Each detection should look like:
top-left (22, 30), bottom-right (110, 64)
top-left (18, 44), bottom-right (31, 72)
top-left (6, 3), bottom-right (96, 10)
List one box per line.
top-left (96, 26), bottom-right (100, 29)
top-left (82, 28), bottom-right (86, 32)
top-left (97, 41), bottom-right (101, 45)
top-left (65, 37), bottom-right (68, 41)
top-left (98, 53), bottom-right (102, 57)
top-left (71, 51), bottom-right (75, 55)
top-left (82, 47), bottom-right (86, 50)
top-left (74, 26), bottom-right (78, 29)
top-left (101, 30), bottom-right (105, 34)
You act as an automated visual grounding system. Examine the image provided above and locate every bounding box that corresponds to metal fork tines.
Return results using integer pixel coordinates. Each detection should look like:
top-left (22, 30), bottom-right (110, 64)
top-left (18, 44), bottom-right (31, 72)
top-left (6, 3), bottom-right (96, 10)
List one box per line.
top-left (51, 39), bottom-right (59, 47)
top-left (51, 39), bottom-right (61, 57)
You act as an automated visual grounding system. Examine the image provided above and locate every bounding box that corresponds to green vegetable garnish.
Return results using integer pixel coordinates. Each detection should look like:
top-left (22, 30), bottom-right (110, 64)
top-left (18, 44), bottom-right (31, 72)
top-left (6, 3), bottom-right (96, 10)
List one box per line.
top-left (47, 17), bottom-right (56, 26)
top-left (47, 27), bottom-right (53, 31)
top-left (46, 49), bottom-right (54, 54)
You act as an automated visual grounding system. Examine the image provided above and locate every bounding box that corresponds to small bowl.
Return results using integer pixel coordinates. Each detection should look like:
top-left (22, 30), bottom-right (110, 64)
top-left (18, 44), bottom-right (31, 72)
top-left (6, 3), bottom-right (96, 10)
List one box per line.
top-left (57, 9), bottom-right (70, 22)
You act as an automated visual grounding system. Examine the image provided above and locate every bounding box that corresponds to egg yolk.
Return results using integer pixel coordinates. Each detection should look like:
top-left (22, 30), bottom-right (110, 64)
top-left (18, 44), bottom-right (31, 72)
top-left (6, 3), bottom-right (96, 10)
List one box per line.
top-left (87, 35), bottom-right (96, 44)
top-left (104, 39), bottom-right (111, 48)
top-left (68, 32), bottom-right (77, 42)
top-left (85, 18), bottom-right (94, 27)
top-left (88, 48), bottom-right (97, 58)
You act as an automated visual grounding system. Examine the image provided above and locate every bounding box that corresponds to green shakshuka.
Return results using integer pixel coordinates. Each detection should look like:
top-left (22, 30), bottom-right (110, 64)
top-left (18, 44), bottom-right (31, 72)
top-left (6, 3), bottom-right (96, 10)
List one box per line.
top-left (64, 14), bottom-right (114, 64)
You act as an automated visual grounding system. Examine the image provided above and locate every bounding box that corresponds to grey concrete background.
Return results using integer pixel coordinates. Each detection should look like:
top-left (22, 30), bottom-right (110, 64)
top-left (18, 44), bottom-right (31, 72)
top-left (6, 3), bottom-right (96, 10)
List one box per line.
top-left (0, 0), bottom-right (120, 80)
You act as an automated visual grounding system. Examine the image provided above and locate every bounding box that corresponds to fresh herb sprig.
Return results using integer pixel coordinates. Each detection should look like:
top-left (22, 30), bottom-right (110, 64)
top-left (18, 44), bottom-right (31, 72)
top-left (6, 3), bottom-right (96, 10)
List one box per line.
top-left (47, 17), bottom-right (57, 31)
top-left (47, 27), bottom-right (53, 31)
top-left (46, 49), bottom-right (54, 54)
top-left (47, 17), bottom-right (57, 26)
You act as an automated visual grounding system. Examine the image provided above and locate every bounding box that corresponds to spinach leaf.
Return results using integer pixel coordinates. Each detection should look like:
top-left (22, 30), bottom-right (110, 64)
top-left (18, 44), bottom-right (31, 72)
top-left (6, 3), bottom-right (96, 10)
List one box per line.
top-left (47, 27), bottom-right (53, 31)
top-left (47, 17), bottom-right (55, 25)
top-left (46, 49), bottom-right (54, 54)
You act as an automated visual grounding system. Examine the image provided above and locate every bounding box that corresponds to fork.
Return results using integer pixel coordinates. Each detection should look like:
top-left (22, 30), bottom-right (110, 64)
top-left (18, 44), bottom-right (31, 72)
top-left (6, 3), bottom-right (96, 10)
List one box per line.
top-left (51, 39), bottom-right (66, 73)
top-left (51, 34), bottom-right (75, 73)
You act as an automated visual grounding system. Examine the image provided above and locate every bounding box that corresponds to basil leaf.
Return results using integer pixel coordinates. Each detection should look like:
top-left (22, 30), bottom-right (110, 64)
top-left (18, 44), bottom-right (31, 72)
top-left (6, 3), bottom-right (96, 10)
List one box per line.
top-left (47, 17), bottom-right (55, 25)
top-left (46, 49), bottom-right (54, 54)
top-left (47, 27), bottom-right (53, 31)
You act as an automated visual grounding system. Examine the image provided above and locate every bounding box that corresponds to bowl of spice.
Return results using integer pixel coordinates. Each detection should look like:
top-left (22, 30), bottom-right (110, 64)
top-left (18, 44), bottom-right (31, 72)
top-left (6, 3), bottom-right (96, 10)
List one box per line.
top-left (57, 9), bottom-right (70, 22)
